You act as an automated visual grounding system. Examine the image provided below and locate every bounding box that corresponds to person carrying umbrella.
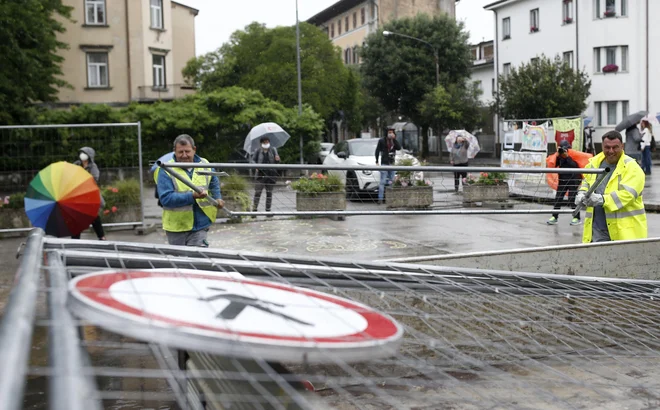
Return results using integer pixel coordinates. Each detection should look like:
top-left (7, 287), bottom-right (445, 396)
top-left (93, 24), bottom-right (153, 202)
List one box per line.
top-left (156, 134), bottom-right (224, 247)
top-left (450, 136), bottom-right (470, 193)
top-left (251, 136), bottom-right (281, 216)
top-left (73, 147), bottom-right (106, 240)
top-left (616, 111), bottom-right (646, 164)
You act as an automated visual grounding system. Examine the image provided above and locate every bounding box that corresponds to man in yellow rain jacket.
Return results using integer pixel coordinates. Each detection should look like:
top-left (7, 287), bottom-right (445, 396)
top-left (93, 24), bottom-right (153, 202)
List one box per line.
top-left (576, 130), bottom-right (647, 243)
top-left (156, 134), bottom-right (224, 247)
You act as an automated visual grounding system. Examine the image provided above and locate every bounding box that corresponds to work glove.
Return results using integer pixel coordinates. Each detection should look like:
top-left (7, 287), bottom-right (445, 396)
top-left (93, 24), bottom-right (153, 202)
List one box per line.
top-left (584, 193), bottom-right (604, 207)
top-left (575, 191), bottom-right (586, 206)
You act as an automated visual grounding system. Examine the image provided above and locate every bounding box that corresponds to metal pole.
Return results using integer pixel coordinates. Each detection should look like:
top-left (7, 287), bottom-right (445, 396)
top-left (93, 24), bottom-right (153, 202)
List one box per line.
top-left (156, 162), bottom-right (220, 207)
top-left (434, 49), bottom-right (439, 86)
top-left (296, 0), bottom-right (304, 166)
top-left (159, 162), bottom-right (607, 174)
top-left (137, 121), bottom-right (145, 228)
top-left (0, 122), bottom-right (140, 129)
top-left (573, 167), bottom-right (611, 217)
top-left (0, 229), bottom-right (44, 410)
top-left (47, 252), bottom-right (102, 410)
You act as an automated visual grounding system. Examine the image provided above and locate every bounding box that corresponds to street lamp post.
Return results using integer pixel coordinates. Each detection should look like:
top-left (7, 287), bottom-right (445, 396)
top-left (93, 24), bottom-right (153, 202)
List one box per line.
top-left (296, 0), bottom-right (304, 165)
top-left (383, 30), bottom-right (439, 86)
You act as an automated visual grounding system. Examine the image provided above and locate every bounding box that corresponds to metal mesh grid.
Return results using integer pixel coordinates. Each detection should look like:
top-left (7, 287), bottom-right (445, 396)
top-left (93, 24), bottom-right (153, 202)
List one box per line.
top-left (158, 163), bottom-right (603, 220)
top-left (4, 235), bottom-right (657, 410)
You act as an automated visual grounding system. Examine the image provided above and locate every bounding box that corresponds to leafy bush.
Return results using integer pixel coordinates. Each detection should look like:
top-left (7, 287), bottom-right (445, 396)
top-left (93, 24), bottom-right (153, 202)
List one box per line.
top-left (0, 192), bottom-right (26, 209)
top-left (290, 173), bottom-right (344, 195)
top-left (100, 179), bottom-right (141, 216)
top-left (392, 158), bottom-right (432, 187)
top-left (464, 172), bottom-right (508, 186)
top-left (221, 174), bottom-right (251, 212)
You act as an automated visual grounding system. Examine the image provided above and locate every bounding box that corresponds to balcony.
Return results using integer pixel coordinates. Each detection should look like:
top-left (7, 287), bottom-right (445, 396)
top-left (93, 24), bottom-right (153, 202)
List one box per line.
top-left (136, 84), bottom-right (197, 102)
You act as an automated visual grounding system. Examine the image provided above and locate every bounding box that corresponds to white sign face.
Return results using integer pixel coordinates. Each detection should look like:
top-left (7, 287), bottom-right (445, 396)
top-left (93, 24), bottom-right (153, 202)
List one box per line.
top-left (69, 270), bottom-right (403, 352)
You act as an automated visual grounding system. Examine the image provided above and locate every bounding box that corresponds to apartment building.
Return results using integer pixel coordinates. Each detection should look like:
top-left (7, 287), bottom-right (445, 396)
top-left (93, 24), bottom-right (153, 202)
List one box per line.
top-left (485, 0), bottom-right (658, 146)
top-left (307, 0), bottom-right (457, 65)
top-left (470, 40), bottom-right (495, 106)
top-left (54, 0), bottom-right (198, 106)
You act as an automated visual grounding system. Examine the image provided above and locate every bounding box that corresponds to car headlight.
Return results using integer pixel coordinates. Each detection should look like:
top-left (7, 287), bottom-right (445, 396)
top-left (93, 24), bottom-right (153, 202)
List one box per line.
top-left (362, 170), bottom-right (373, 176)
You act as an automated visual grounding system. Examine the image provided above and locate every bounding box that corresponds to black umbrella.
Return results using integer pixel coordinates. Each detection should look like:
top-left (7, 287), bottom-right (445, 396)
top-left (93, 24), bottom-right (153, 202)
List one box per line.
top-left (615, 111), bottom-right (647, 132)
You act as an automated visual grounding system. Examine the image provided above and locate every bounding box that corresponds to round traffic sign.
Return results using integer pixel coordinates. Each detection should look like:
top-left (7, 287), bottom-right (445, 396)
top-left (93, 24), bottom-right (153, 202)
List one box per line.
top-left (68, 269), bottom-right (404, 363)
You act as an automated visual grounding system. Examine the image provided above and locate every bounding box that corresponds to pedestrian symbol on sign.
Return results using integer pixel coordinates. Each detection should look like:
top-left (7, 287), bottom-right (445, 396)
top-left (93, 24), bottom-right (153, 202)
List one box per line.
top-left (202, 286), bottom-right (313, 326)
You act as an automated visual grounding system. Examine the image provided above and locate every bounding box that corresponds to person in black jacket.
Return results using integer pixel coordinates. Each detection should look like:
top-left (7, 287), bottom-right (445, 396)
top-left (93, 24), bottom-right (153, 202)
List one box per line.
top-left (375, 128), bottom-right (402, 204)
top-left (251, 136), bottom-right (280, 217)
top-left (547, 140), bottom-right (582, 226)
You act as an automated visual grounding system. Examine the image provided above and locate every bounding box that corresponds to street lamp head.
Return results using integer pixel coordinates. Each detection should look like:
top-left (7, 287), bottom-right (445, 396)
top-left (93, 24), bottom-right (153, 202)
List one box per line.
top-left (383, 30), bottom-right (391, 36)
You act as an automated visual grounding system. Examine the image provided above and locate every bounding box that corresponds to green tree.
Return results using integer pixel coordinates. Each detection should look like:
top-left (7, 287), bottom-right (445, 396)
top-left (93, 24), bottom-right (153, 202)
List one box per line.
top-left (183, 22), bottom-right (349, 121)
top-left (419, 82), bottom-right (483, 137)
top-left (0, 0), bottom-right (72, 124)
top-left (496, 55), bottom-right (591, 119)
top-left (360, 14), bottom-right (473, 156)
top-left (20, 87), bottom-right (326, 170)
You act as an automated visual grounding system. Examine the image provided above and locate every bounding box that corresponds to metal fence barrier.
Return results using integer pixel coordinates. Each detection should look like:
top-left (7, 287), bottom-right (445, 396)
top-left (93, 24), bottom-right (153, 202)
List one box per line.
top-left (3, 232), bottom-right (660, 409)
top-left (156, 162), bottom-right (606, 219)
top-left (0, 123), bottom-right (145, 234)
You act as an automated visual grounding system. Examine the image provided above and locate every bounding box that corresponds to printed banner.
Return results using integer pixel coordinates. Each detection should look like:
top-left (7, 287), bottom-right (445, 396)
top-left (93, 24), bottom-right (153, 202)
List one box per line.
top-left (503, 131), bottom-right (515, 149)
top-left (521, 122), bottom-right (548, 151)
top-left (553, 118), bottom-right (583, 151)
top-left (501, 151), bottom-right (547, 168)
top-left (501, 150), bottom-right (547, 185)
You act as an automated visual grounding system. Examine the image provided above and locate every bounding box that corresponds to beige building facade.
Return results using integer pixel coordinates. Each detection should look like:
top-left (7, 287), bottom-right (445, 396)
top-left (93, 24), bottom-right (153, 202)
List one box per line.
top-left (54, 0), bottom-right (197, 106)
top-left (308, 0), bottom-right (457, 65)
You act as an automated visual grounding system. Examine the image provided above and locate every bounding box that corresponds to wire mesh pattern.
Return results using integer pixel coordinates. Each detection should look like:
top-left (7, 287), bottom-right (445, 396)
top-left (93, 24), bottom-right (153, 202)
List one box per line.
top-left (0, 124), bottom-right (144, 232)
top-left (159, 163), bottom-right (603, 221)
top-left (8, 235), bottom-right (660, 410)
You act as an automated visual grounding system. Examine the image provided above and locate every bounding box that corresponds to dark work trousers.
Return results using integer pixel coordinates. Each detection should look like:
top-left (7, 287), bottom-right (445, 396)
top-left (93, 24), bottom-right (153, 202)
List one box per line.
top-left (453, 163), bottom-right (468, 191)
top-left (253, 179), bottom-right (274, 211)
top-left (72, 216), bottom-right (105, 239)
top-left (552, 180), bottom-right (580, 220)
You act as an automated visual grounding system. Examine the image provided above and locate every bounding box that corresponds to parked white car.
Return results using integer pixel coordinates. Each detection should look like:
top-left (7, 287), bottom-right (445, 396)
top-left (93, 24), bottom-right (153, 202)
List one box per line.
top-left (323, 138), bottom-right (422, 199)
top-left (318, 142), bottom-right (334, 164)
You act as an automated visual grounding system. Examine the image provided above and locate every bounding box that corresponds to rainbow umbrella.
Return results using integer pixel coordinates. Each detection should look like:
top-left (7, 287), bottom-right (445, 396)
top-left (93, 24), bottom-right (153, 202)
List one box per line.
top-left (24, 162), bottom-right (101, 237)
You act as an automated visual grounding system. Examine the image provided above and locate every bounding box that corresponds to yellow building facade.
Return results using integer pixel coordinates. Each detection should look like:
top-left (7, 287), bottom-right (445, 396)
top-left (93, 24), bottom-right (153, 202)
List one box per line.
top-left (54, 0), bottom-right (197, 106)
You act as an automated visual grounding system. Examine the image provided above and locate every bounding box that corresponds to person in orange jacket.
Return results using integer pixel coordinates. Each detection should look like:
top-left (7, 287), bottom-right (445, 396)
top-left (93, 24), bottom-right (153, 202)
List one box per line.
top-left (547, 140), bottom-right (582, 226)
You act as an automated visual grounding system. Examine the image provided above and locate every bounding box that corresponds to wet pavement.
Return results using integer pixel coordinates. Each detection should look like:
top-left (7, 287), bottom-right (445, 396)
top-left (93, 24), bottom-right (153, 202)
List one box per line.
top-left (3, 161), bottom-right (660, 409)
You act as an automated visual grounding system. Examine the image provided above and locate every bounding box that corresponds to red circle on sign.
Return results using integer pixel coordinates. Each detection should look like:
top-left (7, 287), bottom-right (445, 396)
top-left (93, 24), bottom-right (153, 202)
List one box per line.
top-left (72, 271), bottom-right (401, 344)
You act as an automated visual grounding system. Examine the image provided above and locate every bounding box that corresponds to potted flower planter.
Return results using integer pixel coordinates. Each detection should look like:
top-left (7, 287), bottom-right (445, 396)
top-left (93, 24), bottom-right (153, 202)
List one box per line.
top-left (385, 186), bottom-right (433, 208)
top-left (0, 208), bottom-right (30, 229)
top-left (296, 191), bottom-right (346, 212)
top-left (101, 206), bottom-right (141, 224)
top-left (463, 183), bottom-right (510, 204)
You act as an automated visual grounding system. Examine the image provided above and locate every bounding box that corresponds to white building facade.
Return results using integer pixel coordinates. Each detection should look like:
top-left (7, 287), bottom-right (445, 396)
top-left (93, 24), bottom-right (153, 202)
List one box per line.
top-left (485, 0), bottom-right (658, 148)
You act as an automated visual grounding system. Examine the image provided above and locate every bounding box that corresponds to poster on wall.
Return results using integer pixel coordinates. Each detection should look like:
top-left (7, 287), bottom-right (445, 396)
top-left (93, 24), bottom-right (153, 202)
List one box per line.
top-left (553, 118), bottom-right (583, 151)
top-left (521, 122), bottom-right (548, 151)
top-left (503, 131), bottom-right (515, 149)
top-left (501, 150), bottom-right (547, 185)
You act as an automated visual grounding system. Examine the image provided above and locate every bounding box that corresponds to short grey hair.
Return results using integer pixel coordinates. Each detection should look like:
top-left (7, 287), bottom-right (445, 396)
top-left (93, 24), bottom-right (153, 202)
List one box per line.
top-left (173, 134), bottom-right (195, 150)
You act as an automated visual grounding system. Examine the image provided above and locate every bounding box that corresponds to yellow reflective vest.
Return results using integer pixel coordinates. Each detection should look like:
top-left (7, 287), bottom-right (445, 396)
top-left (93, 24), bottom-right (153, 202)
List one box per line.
top-left (579, 152), bottom-right (647, 243)
top-left (157, 158), bottom-right (218, 232)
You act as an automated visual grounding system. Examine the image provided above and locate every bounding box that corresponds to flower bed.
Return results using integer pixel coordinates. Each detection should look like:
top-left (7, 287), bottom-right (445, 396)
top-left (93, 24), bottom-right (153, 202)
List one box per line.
top-left (100, 179), bottom-right (142, 224)
top-left (290, 173), bottom-right (345, 213)
top-left (462, 172), bottom-right (510, 203)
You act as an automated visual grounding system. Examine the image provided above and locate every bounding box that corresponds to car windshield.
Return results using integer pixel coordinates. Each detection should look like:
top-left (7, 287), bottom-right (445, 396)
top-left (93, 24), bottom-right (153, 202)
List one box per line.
top-left (349, 140), bottom-right (378, 156)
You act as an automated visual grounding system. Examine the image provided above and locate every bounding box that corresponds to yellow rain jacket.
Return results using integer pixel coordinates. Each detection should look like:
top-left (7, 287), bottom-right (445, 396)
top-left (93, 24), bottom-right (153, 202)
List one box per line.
top-left (157, 158), bottom-right (218, 232)
top-left (579, 152), bottom-right (647, 243)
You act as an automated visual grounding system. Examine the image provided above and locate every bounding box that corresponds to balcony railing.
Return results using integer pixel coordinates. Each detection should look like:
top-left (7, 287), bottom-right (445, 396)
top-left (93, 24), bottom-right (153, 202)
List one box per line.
top-left (136, 83), bottom-right (197, 101)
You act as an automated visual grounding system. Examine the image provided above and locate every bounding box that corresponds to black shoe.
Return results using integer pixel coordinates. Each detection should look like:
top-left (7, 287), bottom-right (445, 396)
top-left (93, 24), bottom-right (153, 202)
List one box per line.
top-left (266, 210), bottom-right (273, 218)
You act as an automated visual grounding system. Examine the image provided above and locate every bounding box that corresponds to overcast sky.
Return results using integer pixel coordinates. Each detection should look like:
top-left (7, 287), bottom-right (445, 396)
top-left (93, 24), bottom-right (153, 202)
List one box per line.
top-left (179, 0), bottom-right (495, 56)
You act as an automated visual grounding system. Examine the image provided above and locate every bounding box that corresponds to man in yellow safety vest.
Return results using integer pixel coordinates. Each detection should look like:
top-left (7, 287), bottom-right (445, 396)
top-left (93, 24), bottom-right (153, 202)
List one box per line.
top-left (576, 130), bottom-right (647, 243)
top-left (156, 134), bottom-right (225, 247)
